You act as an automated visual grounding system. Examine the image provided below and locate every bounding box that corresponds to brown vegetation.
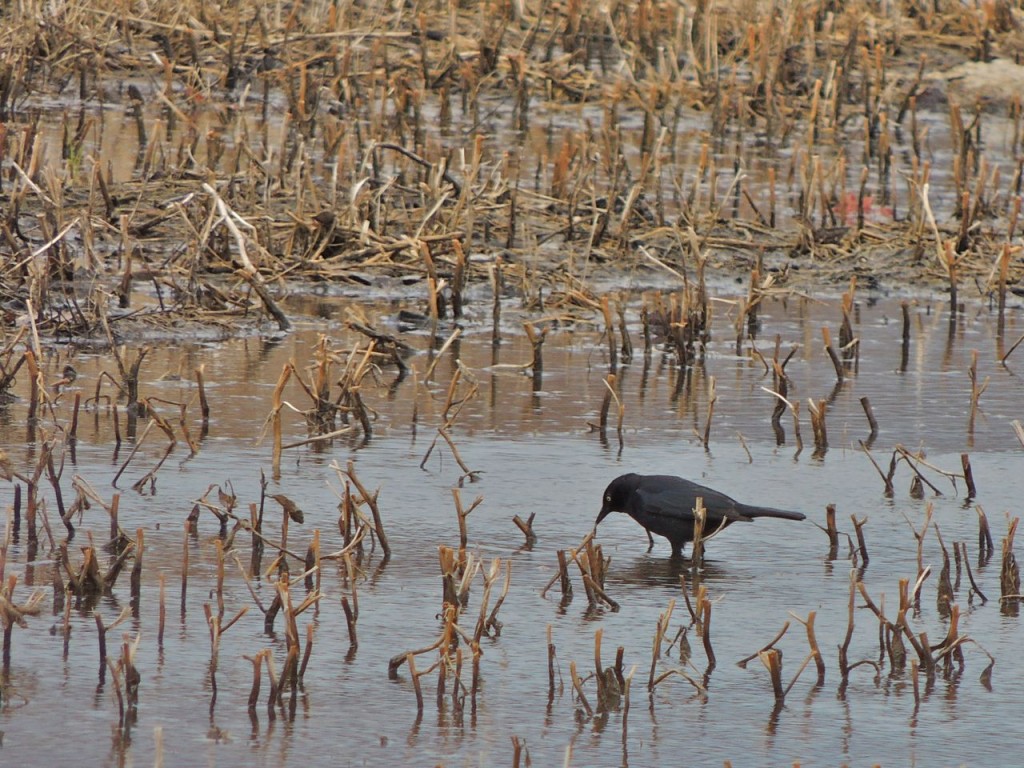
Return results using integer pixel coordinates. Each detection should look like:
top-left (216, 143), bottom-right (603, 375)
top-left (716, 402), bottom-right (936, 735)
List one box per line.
top-left (0, 0), bottom-right (1022, 341)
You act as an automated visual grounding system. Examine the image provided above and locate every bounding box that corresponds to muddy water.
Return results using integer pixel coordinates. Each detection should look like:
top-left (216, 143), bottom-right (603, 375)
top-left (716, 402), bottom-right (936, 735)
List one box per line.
top-left (1, 288), bottom-right (1023, 767)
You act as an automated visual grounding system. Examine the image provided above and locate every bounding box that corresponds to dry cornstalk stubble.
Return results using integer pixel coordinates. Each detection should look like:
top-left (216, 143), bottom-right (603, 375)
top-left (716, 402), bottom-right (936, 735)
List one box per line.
top-left (3, 0), bottom-right (1024, 754)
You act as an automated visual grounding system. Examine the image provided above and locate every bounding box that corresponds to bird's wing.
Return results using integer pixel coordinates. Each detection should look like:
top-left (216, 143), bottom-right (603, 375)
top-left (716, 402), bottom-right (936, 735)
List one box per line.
top-left (637, 481), bottom-right (753, 523)
top-left (632, 488), bottom-right (692, 522)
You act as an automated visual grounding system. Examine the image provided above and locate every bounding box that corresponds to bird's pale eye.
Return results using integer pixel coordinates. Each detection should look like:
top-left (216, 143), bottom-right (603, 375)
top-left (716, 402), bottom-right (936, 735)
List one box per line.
top-left (604, 495), bottom-right (611, 504)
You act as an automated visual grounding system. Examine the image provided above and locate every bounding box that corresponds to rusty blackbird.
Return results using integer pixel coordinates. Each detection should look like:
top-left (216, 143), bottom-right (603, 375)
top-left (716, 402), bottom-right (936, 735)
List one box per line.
top-left (596, 473), bottom-right (805, 558)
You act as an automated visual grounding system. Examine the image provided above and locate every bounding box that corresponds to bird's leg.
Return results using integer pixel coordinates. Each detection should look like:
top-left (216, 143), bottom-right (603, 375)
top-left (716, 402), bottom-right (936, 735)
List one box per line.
top-left (646, 529), bottom-right (655, 551)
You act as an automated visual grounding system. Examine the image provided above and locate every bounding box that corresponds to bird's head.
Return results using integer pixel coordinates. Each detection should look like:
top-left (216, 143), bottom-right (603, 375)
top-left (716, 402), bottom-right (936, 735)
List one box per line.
top-left (596, 473), bottom-right (641, 526)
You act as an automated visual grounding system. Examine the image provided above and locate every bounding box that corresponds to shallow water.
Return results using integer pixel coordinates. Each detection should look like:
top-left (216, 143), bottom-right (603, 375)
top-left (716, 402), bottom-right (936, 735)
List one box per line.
top-left (1, 288), bottom-right (1023, 767)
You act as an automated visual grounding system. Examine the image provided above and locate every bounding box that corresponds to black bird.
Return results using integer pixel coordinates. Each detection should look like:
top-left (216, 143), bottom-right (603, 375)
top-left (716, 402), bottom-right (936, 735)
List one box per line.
top-left (596, 473), bottom-right (806, 558)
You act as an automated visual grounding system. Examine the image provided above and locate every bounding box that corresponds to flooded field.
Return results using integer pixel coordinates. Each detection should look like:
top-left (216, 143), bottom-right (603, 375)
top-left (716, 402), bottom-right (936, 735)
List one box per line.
top-left (3, 0), bottom-right (1024, 765)
top-left (1, 286), bottom-right (1022, 767)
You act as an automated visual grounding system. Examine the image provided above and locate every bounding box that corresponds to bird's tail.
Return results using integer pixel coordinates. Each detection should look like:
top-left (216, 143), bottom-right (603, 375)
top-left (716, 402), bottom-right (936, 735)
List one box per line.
top-left (741, 505), bottom-right (806, 521)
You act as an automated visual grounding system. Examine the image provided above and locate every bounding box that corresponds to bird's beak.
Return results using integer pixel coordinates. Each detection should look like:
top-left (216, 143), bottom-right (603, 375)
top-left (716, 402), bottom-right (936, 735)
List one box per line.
top-left (596, 503), bottom-right (612, 526)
